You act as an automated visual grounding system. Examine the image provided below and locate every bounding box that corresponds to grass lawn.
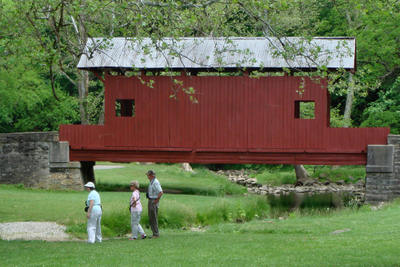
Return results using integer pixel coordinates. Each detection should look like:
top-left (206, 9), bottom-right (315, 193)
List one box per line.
top-left (0, 185), bottom-right (268, 238)
top-left (249, 165), bottom-right (366, 186)
top-left (2, 163), bottom-right (399, 266)
top-left (2, 202), bottom-right (400, 266)
top-left (95, 162), bottom-right (246, 195)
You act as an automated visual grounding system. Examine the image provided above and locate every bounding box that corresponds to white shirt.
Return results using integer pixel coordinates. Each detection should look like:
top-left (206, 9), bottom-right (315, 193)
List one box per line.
top-left (87, 190), bottom-right (101, 212)
top-left (148, 178), bottom-right (162, 199)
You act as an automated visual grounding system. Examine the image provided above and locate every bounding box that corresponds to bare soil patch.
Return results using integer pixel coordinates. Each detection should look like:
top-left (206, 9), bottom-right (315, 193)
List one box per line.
top-left (0, 222), bottom-right (76, 241)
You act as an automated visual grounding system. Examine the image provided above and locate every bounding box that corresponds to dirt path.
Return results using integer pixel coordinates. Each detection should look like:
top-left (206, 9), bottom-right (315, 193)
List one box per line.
top-left (0, 222), bottom-right (76, 241)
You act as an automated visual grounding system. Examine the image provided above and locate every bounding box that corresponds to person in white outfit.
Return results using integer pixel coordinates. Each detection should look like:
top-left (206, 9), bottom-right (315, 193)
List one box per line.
top-left (129, 180), bottom-right (147, 240)
top-left (84, 182), bottom-right (102, 244)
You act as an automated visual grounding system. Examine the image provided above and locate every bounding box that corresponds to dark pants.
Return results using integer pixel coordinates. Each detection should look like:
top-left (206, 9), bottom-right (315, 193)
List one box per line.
top-left (148, 199), bottom-right (159, 236)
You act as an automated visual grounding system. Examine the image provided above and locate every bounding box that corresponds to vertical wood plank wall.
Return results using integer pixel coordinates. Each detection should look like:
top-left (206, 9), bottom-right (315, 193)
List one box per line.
top-left (59, 75), bottom-right (389, 164)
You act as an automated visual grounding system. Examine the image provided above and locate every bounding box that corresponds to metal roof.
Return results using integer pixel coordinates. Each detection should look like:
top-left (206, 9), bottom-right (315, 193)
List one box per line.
top-left (77, 37), bottom-right (356, 71)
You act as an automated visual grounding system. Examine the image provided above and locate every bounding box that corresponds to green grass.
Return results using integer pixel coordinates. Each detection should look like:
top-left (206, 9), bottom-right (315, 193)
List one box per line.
top-left (249, 165), bottom-right (366, 185)
top-left (2, 163), bottom-right (396, 266)
top-left (0, 185), bottom-right (268, 238)
top-left (311, 165), bottom-right (366, 183)
top-left (2, 201), bottom-right (400, 266)
top-left (95, 162), bottom-right (246, 195)
top-left (95, 162), bottom-right (365, 189)
top-left (251, 168), bottom-right (297, 185)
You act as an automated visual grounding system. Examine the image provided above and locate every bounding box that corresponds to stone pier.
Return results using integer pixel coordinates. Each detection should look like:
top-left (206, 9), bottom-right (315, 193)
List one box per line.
top-left (365, 135), bottom-right (400, 204)
top-left (0, 132), bottom-right (83, 190)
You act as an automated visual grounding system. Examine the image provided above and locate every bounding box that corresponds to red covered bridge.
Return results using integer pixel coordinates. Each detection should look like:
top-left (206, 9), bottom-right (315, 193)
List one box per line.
top-left (60, 37), bottom-right (389, 165)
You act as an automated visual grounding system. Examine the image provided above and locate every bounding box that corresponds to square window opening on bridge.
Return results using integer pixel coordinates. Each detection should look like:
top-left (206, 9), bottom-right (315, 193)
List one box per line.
top-left (116, 99), bottom-right (135, 117)
top-left (295, 101), bottom-right (315, 119)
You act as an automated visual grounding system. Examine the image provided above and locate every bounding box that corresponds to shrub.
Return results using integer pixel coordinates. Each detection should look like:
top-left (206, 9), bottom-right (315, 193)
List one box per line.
top-left (69, 195), bottom-right (270, 237)
top-left (101, 209), bottom-right (132, 236)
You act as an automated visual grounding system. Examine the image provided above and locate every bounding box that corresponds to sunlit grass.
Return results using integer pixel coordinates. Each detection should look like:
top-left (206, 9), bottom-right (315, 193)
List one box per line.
top-left (249, 165), bottom-right (366, 185)
top-left (95, 162), bottom-right (246, 195)
top-left (2, 201), bottom-right (400, 266)
top-left (0, 185), bottom-right (268, 237)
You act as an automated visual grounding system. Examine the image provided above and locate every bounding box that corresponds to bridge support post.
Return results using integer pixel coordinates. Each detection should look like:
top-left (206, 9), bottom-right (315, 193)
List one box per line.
top-left (365, 135), bottom-right (400, 204)
top-left (80, 161), bottom-right (96, 184)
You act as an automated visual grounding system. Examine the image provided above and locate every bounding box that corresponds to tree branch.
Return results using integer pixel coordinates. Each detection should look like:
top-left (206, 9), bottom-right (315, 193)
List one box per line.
top-left (138, 0), bottom-right (220, 9)
top-left (49, 63), bottom-right (60, 101)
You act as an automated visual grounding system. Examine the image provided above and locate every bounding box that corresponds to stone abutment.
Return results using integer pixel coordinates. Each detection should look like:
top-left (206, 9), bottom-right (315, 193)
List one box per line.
top-left (365, 134), bottom-right (400, 204)
top-left (0, 132), bottom-right (83, 190)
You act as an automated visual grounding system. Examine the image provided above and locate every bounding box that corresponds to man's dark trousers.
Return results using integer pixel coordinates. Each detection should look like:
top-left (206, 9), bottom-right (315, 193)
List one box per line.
top-left (148, 199), bottom-right (159, 236)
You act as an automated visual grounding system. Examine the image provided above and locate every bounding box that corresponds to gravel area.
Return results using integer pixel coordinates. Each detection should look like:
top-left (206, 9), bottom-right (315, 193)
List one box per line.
top-left (0, 222), bottom-right (74, 241)
top-left (94, 165), bottom-right (125, 170)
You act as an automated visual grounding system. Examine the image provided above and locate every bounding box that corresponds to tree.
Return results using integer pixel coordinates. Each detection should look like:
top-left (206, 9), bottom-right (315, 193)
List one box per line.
top-left (0, 1), bottom-right (79, 132)
top-left (4, 0), bottom-right (399, 184)
top-left (12, 0), bottom-right (350, 122)
top-left (361, 76), bottom-right (400, 133)
top-left (314, 0), bottom-right (400, 126)
top-left (0, 48), bottom-right (80, 132)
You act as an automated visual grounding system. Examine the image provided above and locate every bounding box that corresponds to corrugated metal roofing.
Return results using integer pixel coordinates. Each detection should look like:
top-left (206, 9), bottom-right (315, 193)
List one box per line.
top-left (77, 37), bottom-right (356, 70)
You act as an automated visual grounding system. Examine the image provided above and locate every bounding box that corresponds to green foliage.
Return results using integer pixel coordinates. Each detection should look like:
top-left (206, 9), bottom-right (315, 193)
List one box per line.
top-left (0, 10), bottom-right (80, 132)
top-left (86, 90), bottom-right (104, 125)
top-left (298, 101), bottom-right (315, 119)
top-left (194, 196), bottom-right (269, 226)
top-left (101, 209), bottom-right (131, 237)
top-left (308, 0), bottom-right (400, 126)
top-left (1, 0), bottom-right (399, 131)
top-left (329, 107), bottom-right (351, 127)
top-left (361, 110), bottom-right (400, 134)
top-left (0, 61), bottom-right (80, 132)
top-left (355, 1), bottom-right (400, 84)
top-left (361, 76), bottom-right (400, 133)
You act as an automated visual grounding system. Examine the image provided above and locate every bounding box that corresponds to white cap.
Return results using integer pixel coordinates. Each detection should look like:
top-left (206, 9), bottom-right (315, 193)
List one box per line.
top-left (84, 182), bottom-right (95, 188)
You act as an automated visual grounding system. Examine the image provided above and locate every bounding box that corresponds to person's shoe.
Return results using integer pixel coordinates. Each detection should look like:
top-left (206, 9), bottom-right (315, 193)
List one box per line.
top-left (141, 235), bottom-right (147, 239)
top-left (149, 235), bottom-right (159, 239)
top-left (129, 237), bottom-right (137, 240)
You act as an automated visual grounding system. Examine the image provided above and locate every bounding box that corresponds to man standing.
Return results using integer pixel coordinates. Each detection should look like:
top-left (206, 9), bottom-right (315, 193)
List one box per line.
top-left (146, 170), bottom-right (163, 238)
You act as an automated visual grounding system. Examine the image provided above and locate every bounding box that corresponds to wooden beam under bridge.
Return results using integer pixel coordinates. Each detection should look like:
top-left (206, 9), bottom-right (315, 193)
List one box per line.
top-left (69, 149), bottom-right (367, 166)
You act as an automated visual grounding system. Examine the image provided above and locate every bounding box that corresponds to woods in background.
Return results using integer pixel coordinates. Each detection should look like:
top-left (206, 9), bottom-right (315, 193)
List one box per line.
top-left (0, 0), bottom-right (399, 133)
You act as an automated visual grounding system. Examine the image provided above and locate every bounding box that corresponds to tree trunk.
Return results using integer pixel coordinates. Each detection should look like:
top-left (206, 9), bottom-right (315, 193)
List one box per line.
top-left (78, 2), bottom-right (89, 125)
top-left (331, 72), bottom-right (354, 169)
top-left (78, 70), bottom-right (89, 125)
top-left (80, 161), bottom-right (96, 184)
top-left (98, 101), bottom-right (105, 125)
top-left (343, 72), bottom-right (354, 128)
top-left (97, 88), bottom-right (105, 125)
top-left (293, 164), bottom-right (309, 183)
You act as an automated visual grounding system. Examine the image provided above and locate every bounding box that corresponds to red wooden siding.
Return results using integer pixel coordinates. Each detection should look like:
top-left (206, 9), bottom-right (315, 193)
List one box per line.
top-left (59, 75), bottom-right (389, 165)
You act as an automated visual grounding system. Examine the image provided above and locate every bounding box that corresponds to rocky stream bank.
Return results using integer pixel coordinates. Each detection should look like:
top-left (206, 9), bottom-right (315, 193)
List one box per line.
top-left (215, 170), bottom-right (365, 202)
